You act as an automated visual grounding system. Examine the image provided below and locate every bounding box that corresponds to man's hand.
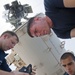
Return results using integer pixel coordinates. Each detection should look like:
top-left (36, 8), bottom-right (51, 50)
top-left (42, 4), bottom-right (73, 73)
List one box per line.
top-left (12, 69), bottom-right (36, 75)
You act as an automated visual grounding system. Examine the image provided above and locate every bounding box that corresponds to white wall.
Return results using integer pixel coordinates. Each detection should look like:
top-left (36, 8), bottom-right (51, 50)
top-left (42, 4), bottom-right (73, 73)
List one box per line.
top-left (13, 24), bottom-right (66, 75)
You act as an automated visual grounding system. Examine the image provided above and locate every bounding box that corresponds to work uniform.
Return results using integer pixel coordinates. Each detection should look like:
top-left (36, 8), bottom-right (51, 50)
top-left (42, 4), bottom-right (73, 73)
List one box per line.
top-left (0, 49), bottom-right (11, 72)
top-left (44, 0), bottom-right (75, 39)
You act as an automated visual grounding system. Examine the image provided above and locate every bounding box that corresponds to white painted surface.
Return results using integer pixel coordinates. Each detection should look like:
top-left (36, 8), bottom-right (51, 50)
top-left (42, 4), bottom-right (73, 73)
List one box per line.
top-left (13, 24), bottom-right (66, 75)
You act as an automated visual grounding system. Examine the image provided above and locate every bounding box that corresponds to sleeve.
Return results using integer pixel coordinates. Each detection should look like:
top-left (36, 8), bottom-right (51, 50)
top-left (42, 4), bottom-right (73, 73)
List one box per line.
top-left (0, 59), bottom-right (12, 72)
top-left (44, 0), bottom-right (64, 9)
top-left (53, 0), bottom-right (64, 8)
top-left (52, 28), bottom-right (71, 39)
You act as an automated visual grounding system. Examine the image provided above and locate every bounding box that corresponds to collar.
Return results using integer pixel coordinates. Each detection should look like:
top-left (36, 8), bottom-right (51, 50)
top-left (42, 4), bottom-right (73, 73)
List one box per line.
top-left (0, 49), bottom-right (8, 57)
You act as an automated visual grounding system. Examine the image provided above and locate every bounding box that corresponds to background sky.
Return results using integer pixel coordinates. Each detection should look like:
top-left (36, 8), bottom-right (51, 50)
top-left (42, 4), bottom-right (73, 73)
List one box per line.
top-left (0, 0), bottom-right (75, 55)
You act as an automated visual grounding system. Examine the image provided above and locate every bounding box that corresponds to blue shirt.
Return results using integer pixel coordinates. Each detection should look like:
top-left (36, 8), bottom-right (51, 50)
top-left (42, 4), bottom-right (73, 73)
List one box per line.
top-left (0, 49), bottom-right (11, 72)
top-left (44, 0), bottom-right (75, 39)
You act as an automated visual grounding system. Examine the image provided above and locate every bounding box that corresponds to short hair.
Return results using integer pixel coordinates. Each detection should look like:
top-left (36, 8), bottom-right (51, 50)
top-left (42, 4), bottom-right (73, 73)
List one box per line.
top-left (1, 31), bottom-right (19, 42)
top-left (27, 17), bottom-right (35, 37)
top-left (60, 52), bottom-right (75, 61)
top-left (27, 13), bottom-right (44, 37)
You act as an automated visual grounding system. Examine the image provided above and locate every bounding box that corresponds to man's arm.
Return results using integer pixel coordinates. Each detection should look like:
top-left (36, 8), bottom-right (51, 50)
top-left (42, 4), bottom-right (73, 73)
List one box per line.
top-left (0, 59), bottom-right (11, 72)
top-left (70, 28), bottom-right (75, 38)
top-left (0, 70), bottom-right (12, 75)
top-left (0, 70), bottom-right (29, 75)
top-left (63, 0), bottom-right (75, 7)
top-left (0, 59), bottom-right (35, 75)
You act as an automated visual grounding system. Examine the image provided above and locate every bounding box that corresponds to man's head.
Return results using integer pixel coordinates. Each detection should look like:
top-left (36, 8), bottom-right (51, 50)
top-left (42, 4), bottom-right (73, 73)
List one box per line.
top-left (60, 52), bottom-right (75, 75)
top-left (27, 14), bottom-right (53, 37)
top-left (0, 31), bottom-right (19, 51)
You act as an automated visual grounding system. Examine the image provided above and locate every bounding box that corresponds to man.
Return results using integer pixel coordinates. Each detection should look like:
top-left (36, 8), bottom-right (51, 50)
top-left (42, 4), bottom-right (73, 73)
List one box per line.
top-left (0, 31), bottom-right (35, 75)
top-left (27, 0), bottom-right (75, 39)
top-left (60, 52), bottom-right (75, 75)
